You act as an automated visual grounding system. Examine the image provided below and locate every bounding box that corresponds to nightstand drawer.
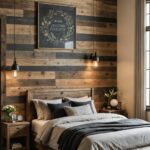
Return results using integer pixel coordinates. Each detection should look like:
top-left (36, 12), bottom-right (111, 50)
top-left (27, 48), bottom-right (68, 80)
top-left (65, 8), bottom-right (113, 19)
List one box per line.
top-left (9, 125), bottom-right (28, 137)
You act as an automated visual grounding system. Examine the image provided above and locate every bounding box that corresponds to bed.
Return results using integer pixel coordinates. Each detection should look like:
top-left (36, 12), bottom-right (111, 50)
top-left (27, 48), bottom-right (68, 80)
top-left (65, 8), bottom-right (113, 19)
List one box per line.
top-left (26, 88), bottom-right (150, 150)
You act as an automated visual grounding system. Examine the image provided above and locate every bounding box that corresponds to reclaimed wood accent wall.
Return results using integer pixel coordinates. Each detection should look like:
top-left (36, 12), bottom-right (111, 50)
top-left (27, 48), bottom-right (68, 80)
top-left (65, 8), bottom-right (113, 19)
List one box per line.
top-left (0, 0), bottom-right (117, 117)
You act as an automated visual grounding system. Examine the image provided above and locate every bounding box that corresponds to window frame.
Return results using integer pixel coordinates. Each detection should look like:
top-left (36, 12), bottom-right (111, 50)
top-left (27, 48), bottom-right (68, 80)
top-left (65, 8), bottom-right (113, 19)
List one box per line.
top-left (145, 2), bottom-right (150, 109)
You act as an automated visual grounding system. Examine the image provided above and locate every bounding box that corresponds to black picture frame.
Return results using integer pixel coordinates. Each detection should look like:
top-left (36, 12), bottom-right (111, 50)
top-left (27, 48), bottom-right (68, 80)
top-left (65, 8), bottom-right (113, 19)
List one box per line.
top-left (38, 3), bottom-right (76, 49)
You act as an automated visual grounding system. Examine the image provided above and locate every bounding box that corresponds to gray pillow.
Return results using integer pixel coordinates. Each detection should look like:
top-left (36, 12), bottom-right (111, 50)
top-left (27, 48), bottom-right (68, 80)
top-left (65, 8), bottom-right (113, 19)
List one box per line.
top-left (64, 104), bottom-right (93, 116)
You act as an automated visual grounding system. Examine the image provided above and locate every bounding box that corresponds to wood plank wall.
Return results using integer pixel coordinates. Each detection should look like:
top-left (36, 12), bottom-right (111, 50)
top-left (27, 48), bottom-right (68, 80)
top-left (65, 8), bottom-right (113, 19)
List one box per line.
top-left (0, 0), bottom-right (117, 117)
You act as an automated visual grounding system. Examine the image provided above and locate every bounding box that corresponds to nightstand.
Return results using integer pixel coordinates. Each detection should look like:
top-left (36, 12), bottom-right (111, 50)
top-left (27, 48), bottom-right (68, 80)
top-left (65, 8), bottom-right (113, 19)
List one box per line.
top-left (2, 121), bottom-right (30, 150)
top-left (99, 109), bottom-right (128, 117)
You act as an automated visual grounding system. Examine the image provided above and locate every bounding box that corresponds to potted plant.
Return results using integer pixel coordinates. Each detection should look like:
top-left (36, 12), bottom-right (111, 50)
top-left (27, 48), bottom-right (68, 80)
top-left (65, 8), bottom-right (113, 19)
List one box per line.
top-left (1, 105), bottom-right (16, 122)
top-left (104, 88), bottom-right (117, 109)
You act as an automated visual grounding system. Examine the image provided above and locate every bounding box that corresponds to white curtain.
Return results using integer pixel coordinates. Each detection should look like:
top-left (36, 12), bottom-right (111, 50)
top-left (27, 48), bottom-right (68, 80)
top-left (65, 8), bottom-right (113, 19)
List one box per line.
top-left (135, 0), bottom-right (146, 119)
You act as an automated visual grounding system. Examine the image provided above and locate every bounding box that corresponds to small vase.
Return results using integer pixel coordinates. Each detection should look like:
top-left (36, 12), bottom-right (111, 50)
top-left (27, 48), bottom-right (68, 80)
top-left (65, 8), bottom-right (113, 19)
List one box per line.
top-left (3, 112), bottom-right (12, 122)
top-left (107, 98), bottom-right (112, 109)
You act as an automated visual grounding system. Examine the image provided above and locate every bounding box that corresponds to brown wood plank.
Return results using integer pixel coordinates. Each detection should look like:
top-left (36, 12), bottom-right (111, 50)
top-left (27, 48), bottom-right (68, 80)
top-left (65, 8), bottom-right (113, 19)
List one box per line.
top-left (7, 35), bottom-right (35, 44)
top-left (56, 71), bottom-right (116, 79)
top-left (6, 58), bottom-right (117, 66)
top-left (6, 79), bottom-right (56, 87)
top-left (6, 51), bottom-right (56, 59)
top-left (6, 24), bottom-right (35, 35)
top-left (56, 79), bottom-right (116, 88)
top-left (0, 8), bottom-right (23, 17)
top-left (76, 41), bottom-right (116, 50)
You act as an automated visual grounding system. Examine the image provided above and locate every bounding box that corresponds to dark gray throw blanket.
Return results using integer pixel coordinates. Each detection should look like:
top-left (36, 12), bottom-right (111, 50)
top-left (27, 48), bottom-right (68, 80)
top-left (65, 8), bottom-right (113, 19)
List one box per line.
top-left (58, 119), bottom-right (150, 150)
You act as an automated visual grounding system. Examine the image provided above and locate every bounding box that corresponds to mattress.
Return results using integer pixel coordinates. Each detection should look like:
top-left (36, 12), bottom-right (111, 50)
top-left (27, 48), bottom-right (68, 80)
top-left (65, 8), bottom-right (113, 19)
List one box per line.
top-left (32, 119), bottom-right (48, 135)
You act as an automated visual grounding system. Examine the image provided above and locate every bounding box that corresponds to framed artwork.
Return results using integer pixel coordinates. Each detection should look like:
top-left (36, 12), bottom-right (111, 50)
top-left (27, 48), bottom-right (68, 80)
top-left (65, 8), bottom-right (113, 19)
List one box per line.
top-left (38, 3), bottom-right (76, 49)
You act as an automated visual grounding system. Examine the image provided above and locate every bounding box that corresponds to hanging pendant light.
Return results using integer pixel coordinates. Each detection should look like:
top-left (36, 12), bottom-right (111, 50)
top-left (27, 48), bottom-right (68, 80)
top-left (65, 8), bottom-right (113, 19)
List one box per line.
top-left (11, 0), bottom-right (19, 77)
top-left (90, 52), bottom-right (99, 67)
top-left (91, 0), bottom-right (99, 67)
top-left (93, 52), bottom-right (99, 67)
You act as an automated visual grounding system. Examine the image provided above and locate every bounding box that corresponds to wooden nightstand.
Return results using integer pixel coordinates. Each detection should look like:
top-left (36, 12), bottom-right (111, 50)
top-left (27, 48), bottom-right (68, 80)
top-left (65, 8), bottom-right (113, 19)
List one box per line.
top-left (99, 109), bottom-right (128, 117)
top-left (2, 121), bottom-right (30, 150)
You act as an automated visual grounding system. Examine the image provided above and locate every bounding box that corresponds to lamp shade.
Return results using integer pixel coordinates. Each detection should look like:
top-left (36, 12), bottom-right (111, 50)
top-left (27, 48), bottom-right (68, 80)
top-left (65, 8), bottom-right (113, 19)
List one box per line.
top-left (11, 60), bottom-right (19, 71)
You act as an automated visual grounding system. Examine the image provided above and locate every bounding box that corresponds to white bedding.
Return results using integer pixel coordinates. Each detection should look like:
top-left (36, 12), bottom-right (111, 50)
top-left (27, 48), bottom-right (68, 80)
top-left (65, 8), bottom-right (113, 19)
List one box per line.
top-left (34, 113), bottom-right (150, 150)
top-left (32, 119), bottom-right (48, 135)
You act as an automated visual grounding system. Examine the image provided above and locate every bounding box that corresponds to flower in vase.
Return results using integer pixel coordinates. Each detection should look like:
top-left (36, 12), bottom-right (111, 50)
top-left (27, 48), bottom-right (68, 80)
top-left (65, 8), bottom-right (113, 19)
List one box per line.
top-left (104, 88), bottom-right (117, 108)
top-left (2, 105), bottom-right (16, 121)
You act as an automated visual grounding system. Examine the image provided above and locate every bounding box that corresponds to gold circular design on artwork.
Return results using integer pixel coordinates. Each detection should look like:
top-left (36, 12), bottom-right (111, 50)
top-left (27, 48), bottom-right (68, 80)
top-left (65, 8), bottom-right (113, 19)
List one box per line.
top-left (40, 9), bottom-right (74, 45)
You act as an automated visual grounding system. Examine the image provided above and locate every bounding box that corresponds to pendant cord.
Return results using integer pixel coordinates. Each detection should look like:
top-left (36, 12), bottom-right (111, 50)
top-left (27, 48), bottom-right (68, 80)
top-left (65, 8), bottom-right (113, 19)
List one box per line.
top-left (14, 0), bottom-right (16, 60)
top-left (93, 0), bottom-right (95, 54)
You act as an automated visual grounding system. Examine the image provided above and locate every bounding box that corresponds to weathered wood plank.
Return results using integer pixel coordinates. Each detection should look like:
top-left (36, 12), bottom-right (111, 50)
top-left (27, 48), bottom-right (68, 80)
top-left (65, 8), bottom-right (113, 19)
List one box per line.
top-left (6, 58), bottom-right (116, 66)
top-left (76, 41), bottom-right (116, 50)
top-left (7, 35), bottom-right (35, 44)
top-left (7, 44), bottom-right (34, 51)
top-left (6, 51), bottom-right (56, 59)
top-left (56, 71), bottom-right (116, 79)
top-left (77, 34), bottom-right (117, 42)
top-left (5, 66), bottom-right (117, 72)
top-left (6, 71), bottom-right (55, 79)
top-left (77, 26), bottom-right (116, 35)
top-left (6, 79), bottom-right (56, 87)
top-left (0, 8), bottom-right (23, 17)
top-left (6, 86), bottom-right (56, 96)
top-left (6, 24), bottom-right (35, 35)
top-left (56, 79), bottom-right (116, 88)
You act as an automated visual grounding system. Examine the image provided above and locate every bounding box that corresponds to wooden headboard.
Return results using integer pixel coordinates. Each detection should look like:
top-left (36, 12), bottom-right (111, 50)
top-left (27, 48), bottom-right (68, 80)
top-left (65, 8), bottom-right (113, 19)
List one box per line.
top-left (26, 88), bottom-right (94, 122)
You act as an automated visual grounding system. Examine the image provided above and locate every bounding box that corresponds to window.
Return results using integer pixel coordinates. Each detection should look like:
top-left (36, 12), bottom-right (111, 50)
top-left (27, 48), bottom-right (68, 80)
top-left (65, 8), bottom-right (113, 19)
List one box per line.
top-left (145, 1), bottom-right (150, 107)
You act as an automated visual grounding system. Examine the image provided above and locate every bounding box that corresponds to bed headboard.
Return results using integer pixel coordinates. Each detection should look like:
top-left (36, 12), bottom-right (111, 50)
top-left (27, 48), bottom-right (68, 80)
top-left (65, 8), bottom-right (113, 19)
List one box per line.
top-left (26, 88), bottom-right (94, 122)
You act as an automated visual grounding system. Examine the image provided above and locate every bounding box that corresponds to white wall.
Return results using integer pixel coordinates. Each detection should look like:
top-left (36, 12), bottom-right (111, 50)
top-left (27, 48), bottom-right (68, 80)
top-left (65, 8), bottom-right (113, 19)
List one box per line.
top-left (117, 0), bottom-right (136, 118)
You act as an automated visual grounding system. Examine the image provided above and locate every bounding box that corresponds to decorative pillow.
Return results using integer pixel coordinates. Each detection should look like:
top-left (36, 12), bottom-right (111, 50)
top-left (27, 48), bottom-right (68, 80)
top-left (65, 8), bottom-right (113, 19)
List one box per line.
top-left (70, 101), bottom-right (95, 113)
top-left (64, 104), bottom-right (93, 116)
top-left (63, 97), bottom-right (97, 114)
top-left (32, 99), bottom-right (43, 120)
top-left (38, 99), bottom-right (62, 120)
top-left (47, 102), bottom-right (71, 119)
top-left (63, 96), bottom-right (91, 102)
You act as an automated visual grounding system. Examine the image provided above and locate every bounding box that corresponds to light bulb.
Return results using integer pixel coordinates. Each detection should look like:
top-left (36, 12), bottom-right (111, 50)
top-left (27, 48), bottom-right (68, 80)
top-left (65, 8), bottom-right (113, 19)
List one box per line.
top-left (93, 60), bottom-right (98, 67)
top-left (13, 70), bottom-right (17, 77)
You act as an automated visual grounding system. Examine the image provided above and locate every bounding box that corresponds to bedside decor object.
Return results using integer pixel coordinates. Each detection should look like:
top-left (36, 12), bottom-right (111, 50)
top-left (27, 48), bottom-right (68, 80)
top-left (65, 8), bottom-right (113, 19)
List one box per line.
top-left (104, 88), bottom-right (117, 109)
top-left (17, 115), bottom-right (23, 121)
top-left (2, 105), bottom-right (16, 122)
top-left (110, 99), bottom-right (118, 107)
top-left (38, 3), bottom-right (76, 48)
top-left (11, 113), bottom-right (17, 123)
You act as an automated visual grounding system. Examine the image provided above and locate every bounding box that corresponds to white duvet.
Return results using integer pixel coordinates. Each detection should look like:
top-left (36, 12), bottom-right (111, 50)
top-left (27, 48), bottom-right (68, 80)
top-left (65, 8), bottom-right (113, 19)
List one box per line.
top-left (35, 113), bottom-right (150, 150)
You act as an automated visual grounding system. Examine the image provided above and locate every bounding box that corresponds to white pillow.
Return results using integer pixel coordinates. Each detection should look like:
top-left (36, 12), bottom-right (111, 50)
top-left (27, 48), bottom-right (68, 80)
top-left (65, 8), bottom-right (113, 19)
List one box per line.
top-left (64, 97), bottom-right (97, 114)
top-left (65, 96), bottom-right (91, 102)
top-left (32, 99), bottom-right (62, 120)
top-left (32, 99), bottom-right (43, 119)
top-left (64, 104), bottom-right (93, 116)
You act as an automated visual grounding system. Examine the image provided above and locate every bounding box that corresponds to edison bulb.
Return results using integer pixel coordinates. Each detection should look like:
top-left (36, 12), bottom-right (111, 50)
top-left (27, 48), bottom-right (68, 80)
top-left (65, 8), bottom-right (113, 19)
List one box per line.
top-left (13, 70), bottom-right (17, 77)
top-left (93, 61), bottom-right (98, 67)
